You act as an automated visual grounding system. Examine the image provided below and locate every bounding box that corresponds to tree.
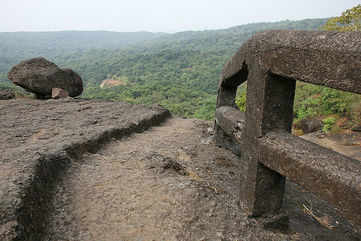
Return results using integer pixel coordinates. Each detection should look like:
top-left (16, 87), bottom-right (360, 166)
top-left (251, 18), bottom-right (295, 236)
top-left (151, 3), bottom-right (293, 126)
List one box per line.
top-left (322, 4), bottom-right (361, 32)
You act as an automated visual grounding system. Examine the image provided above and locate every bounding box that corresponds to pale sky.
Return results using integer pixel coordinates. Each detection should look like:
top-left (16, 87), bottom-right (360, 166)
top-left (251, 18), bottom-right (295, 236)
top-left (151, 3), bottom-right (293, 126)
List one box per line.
top-left (1, 0), bottom-right (359, 33)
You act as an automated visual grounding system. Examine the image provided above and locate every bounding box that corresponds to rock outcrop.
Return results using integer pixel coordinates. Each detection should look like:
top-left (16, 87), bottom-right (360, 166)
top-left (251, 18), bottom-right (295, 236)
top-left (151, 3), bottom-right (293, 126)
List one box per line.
top-left (8, 57), bottom-right (83, 99)
top-left (0, 98), bottom-right (170, 241)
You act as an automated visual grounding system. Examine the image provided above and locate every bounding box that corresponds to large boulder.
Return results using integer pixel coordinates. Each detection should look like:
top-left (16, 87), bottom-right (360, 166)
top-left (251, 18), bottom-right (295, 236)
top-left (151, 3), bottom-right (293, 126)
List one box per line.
top-left (8, 57), bottom-right (83, 98)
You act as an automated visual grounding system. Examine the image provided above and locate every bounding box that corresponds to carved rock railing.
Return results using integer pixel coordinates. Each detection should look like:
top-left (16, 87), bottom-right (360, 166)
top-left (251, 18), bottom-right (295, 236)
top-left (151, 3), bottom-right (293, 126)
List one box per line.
top-left (215, 30), bottom-right (361, 232)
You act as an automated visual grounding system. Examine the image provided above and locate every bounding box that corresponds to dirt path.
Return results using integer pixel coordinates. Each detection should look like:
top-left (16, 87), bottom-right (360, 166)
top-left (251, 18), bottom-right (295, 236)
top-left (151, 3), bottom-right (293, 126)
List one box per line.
top-left (46, 118), bottom-right (242, 240)
top-left (46, 118), bottom-right (360, 241)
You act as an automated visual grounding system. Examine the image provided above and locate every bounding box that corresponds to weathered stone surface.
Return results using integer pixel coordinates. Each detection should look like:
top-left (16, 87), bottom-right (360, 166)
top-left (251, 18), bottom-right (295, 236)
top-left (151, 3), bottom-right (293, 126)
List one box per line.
top-left (8, 57), bottom-right (83, 98)
top-left (45, 118), bottom-right (360, 241)
top-left (220, 30), bottom-right (361, 95)
top-left (0, 99), bottom-right (359, 240)
top-left (215, 106), bottom-right (245, 155)
top-left (215, 106), bottom-right (245, 138)
top-left (215, 30), bottom-right (361, 234)
top-left (258, 131), bottom-right (361, 231)
top-left (294, 118), bottom-right (323, 134)
top-left (214, 106), bottom-right (361, 229)
top-left (0, 89), bottom-right (15, 100)
top-left (0, 99), bottom-right (170, 241)
top-left (52, 88), bottom-right (69, 99)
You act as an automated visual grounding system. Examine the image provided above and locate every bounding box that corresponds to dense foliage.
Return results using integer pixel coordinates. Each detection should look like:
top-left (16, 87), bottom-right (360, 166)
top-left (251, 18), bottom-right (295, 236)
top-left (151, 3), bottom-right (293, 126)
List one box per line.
top-left (322, 4), bottom-right (361, 32)
top-left (64, 19), bottom-right (328, 119)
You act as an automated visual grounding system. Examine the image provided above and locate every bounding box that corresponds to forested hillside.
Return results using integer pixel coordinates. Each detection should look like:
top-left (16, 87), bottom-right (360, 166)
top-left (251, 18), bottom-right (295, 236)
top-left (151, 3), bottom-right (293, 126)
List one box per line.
top-left (70, 19), bottom-right (329, 119)
top-left (3, 18), bottom-right (352, 122)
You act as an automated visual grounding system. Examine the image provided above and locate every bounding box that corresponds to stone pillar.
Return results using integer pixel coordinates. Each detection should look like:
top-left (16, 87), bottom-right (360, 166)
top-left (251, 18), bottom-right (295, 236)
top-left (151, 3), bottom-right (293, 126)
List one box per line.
top-left (241, 66), bottom-right (296, 216)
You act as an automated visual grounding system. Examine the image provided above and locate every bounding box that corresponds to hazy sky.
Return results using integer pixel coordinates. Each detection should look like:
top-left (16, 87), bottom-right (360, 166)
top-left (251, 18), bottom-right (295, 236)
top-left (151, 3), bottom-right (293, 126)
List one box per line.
top-left (2, 0), bottom-right (359, 33)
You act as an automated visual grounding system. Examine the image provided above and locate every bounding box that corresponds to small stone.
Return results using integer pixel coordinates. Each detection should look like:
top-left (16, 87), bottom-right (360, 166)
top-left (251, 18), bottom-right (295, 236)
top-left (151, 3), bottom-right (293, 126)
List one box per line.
top-left (52, 88), bottom-right (69, 99)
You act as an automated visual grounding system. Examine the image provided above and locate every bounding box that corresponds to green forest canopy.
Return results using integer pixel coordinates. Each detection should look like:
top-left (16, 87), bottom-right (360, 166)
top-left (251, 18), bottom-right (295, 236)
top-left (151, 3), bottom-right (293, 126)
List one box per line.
top-left (1, 16), bottom-right (359, 130)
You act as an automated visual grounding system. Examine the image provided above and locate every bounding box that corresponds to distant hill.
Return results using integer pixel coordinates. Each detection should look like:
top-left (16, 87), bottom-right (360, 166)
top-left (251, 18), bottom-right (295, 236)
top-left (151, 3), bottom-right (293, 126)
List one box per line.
top-left (0, 31), bottom-right (166, 74)
top-left (138, 18), bottom-right (328, 53)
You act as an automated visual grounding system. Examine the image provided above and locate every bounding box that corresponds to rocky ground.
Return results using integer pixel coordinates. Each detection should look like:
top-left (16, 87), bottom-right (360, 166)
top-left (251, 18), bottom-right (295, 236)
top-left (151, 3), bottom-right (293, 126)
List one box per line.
top-left (1, 98), bottom-right (360, 241)
top-left (0, 98), bottom-right (169, 241)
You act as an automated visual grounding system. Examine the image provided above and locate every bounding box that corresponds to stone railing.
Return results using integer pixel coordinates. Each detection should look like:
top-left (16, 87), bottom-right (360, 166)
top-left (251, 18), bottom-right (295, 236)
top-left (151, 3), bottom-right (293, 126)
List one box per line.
top-left (214, 30), bottom-right (361, 232)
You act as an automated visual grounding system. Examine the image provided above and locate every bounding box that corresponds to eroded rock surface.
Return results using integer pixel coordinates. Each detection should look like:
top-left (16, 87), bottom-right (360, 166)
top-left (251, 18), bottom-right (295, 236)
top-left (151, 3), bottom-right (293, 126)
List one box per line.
top-left (0, 99), bottom-right (360, 241)
top-left (46, 118), bottom-right (360, 241)
top-left (216, 30), bottom-right (361, 233)
top-left (0, 98), bottom-right (170, 241)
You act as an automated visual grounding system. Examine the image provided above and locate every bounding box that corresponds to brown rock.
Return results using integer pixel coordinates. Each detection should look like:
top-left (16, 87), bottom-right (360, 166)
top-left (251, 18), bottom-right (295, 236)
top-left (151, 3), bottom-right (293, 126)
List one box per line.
top-left (7, 57), bottom-right (83, 99)
top-left (52, 88), bottom-right (69, 99)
